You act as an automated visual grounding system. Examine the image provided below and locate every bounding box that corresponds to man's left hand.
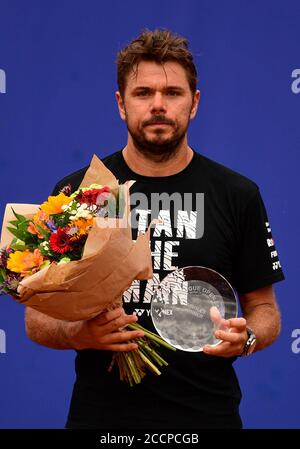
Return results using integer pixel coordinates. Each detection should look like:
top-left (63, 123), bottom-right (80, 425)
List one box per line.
top-left (203, 317), bottom-right (248, 358)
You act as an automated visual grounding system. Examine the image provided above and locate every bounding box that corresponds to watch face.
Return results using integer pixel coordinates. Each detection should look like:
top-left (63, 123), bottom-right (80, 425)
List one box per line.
top-left (247, 340), bottom-right (256, 355)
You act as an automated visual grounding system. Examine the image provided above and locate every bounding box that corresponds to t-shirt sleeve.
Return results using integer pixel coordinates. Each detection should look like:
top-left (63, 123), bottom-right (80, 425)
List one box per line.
top-left (233, 188), bottom-right (285, 294)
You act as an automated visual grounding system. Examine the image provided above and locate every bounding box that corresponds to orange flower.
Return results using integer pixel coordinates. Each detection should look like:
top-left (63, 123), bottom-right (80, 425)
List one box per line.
top-left (69, 218), bottom-right (95, 240)
top-left (40, 193), bottom-right (71, 215)
top-left (7, 249), bottom-right (44, 277)
top-left (27, 210), bottom-right (50, 238)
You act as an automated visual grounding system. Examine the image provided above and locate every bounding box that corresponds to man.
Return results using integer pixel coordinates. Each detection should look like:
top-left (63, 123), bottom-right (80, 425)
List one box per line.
top-left (25, 29), bottom-right (284, 429)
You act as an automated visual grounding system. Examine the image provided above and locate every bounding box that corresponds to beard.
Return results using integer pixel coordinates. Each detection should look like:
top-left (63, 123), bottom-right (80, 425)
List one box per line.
top-left (125, 113), bottom-right (190, 162)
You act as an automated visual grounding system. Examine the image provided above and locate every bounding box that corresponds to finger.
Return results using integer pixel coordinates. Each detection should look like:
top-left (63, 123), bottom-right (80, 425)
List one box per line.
top-left (229, 326), bottom-right (246, 335)
top-left (101, 313), bottom-right (138, 334)
top-left (214, 318), bottom-right (230, 332)
top-left (99, 342), bottom-right (139, 352)
top-left (91, 307), bottom-right (124, 325)
top-left (214, 329), bottom-right (243, 344)
top-left (210, 307), bottom-right (230, 332)
top-left (227, 317), bottom-right (247, 329)
top-left (203, 341), bottom-right (233, 357)
top-left (210, 306), bottom-right (222, 326)
top-left (100, 330), bottom-right (144, 345)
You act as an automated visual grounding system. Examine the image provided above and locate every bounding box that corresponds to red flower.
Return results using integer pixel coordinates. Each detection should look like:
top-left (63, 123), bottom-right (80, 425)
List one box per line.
top-left (49, 228), bottom-right (73, 254)
top-left (76, 187), bottom-right (110, 206)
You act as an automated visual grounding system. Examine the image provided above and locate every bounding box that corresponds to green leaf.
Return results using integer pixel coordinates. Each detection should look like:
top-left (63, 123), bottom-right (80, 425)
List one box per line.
top-left (57, 257), bottom-right (71, 265)
top-left (0, 268), bottom-right (7, 282)
top-left (11, 208), bottom-right (27, 223)
top-left (10, 239), bottom-right (27, 251)
top-left (9, 219), bottom-right (19, 227)
top-left (36, 224), bottom-right (51, 239)
top-left (40, 260), bottom-right (51, 270)
top-left (7, 227), bottom-right (25, 240)
top-left (24, 230), bottom-right (38, 241)
top-left (18, 223), bottom-right (31, 235)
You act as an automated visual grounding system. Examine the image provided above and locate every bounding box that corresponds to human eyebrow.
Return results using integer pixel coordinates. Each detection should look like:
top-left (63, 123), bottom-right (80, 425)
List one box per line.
top-left (163, 86), bottom-right (185, 94)
top-left (131, 86), bottom-right (154, 95)
top-left (131, 86), bottom-right (185, 95)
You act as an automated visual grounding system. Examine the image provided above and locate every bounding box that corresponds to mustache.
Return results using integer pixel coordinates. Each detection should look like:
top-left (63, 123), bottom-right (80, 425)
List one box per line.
top-left (142, 115), bottom-right (175, 127)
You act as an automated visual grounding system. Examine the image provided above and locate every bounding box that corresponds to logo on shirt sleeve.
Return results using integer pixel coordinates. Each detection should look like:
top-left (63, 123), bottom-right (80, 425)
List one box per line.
top-left (265, 222), bottom-right (282, 271)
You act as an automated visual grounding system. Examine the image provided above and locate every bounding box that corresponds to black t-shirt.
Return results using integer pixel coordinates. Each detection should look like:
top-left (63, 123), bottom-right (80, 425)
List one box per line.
top-left (51, 149), bottom-right (284, 429)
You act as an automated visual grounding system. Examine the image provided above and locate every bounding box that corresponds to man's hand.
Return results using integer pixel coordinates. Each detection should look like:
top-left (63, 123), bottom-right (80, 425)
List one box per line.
top-left (202, 285), bottom-right (282, 357)
top-left (202, 307), bottom-right (248, 358)
top-left (69, 307), bottom-right (144, 352)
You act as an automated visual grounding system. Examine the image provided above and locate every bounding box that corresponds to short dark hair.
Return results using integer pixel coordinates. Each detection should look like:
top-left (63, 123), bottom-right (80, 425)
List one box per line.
top-left (116, 29), bottom-right (197, 96)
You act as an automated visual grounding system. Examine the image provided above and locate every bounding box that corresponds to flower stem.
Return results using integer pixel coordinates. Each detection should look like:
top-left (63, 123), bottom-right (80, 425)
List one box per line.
top-left (127, 323), bottom-right (176, 351)
top-left (109, 323), bottom-right (176, 386)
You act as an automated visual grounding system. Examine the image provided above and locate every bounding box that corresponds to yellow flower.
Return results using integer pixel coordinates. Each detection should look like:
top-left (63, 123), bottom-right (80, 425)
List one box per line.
top-left (70, 218), bottom-right (95, 240)
top-left (7, 249), bottom-right (44, 277)
top-left (33, 210), bottom-right (50, 224)
top-left (40, 193), bottom-right (71, 215)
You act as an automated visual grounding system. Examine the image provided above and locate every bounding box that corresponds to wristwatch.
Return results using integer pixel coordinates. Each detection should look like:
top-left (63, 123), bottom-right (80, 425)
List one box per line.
top-left (241, 327), bottom-right (257, 356)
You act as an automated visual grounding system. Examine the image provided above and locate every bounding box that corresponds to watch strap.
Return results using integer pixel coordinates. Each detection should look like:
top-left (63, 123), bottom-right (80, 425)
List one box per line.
top-left (241, 327), bottom-right (257, 356)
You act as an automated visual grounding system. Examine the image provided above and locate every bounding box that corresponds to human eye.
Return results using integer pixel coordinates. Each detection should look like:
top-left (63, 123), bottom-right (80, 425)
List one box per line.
top-left (166, 90), bottom-right (180, 97)
top-left (135, 89), bottom-right (151, 97)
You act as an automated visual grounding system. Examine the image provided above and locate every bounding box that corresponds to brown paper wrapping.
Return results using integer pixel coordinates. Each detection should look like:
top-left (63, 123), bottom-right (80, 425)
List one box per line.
top-left (0, 155), bottom-right (154, 321)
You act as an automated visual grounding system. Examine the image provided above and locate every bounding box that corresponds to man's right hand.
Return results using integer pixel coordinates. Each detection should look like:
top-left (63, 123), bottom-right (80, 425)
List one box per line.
top-left (69, 307), bottom-right (144, 352)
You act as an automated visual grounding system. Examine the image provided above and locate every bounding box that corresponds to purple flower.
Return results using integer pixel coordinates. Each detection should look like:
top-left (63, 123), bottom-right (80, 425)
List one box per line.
top-left (2, 272), bottom-right (22, 295)
top-left (46, 219), bottom-right (57, 232)
top-left (0, 247), bottom-right (13, 269)
top-left (96, 205), bottom-right (108, 217)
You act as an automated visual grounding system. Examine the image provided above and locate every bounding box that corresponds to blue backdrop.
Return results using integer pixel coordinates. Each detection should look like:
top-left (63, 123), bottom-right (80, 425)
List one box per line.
top-left (0, 0), bottom-right (299, 429)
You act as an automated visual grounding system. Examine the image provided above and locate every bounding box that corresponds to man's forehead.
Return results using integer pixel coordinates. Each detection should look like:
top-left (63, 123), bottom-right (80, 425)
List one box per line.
top-left (127, 60), bottom-right (189, 88)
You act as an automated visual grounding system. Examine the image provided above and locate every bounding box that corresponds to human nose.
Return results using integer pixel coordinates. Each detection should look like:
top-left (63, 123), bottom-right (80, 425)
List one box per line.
top-left (150, 92), bottom-right (167, 113)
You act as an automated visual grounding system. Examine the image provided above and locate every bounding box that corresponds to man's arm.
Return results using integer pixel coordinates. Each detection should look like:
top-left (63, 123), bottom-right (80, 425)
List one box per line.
top-left (25, 306), bottom-right (144, 352)
top-left (239, 284), bottom-right (281, 351)
top-left (203, 285), bottom-right (281, 357)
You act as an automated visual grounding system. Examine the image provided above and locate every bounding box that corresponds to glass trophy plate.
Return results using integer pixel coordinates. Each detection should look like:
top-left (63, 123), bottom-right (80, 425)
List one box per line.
top-left (150, 266), bottom-right (238, 352)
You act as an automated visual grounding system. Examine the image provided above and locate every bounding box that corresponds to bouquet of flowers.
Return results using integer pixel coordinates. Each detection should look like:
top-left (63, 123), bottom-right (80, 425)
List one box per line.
top-left (0, 155), bottom-right (175, 385)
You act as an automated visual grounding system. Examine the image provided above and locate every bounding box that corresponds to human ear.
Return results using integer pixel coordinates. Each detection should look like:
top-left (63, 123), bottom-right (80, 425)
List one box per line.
top-left (115, 91), bottom-right (126, 121)
top-left (190, 89), bottom-right (201, 119)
